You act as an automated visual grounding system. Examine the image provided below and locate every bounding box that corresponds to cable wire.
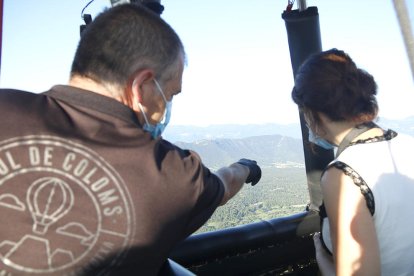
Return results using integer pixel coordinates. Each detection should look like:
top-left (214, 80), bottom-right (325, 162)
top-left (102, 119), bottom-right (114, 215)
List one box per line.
top-left (81, 0), bottom-right (96, 19)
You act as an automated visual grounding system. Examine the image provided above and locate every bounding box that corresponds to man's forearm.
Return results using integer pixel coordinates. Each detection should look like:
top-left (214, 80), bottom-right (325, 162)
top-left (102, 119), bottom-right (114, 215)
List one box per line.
top-left (215, 159), bottom-right (261, 205)
top-left (215, 163), bottom-right (248, 205)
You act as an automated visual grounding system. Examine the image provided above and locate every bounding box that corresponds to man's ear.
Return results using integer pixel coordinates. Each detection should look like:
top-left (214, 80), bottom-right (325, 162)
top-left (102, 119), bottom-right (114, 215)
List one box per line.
top-left (129, 69), bottom-right (155, 111)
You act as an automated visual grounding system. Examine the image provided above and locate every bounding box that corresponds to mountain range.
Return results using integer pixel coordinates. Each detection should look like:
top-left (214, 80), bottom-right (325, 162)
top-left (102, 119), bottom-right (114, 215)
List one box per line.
top-left (164, 116), bottom-right (414, 143)
top-left (164, 116), bottom-right (414, 169)
top-left (166, 117), bottom-right (414, 231)
top-left (175, 135), bottom-right (304, 169)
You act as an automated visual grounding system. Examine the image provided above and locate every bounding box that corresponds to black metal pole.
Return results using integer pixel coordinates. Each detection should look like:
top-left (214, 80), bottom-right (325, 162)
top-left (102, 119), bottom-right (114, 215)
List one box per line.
top-left (282, 6), bottom-right (334, 211)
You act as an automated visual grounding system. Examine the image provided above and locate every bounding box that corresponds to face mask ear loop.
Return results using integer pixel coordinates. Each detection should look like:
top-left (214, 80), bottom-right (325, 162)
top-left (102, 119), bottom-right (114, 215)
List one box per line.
top-left (137, 102), bottom-right (151, 126)
top-left (132, 78), bottom-right (151, 126)
top-left (153, 79), bottom-right (168, 103)
top-left (153, 79), bottom-right (169, 123)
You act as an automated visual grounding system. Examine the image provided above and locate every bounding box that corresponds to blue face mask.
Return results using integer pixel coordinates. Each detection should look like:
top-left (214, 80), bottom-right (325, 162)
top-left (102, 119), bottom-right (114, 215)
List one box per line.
top-left (308, 128), bottom-right (335, 150)
top-left (139, 79), bottom-right (172, 138)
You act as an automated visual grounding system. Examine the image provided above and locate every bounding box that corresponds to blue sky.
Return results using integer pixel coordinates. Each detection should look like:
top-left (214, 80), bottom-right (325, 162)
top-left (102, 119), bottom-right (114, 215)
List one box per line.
top-left (1, 0), bottom-right (413, 126)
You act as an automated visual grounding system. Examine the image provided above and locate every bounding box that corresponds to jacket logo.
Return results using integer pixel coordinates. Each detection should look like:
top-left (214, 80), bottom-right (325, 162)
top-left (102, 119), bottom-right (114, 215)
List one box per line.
top-left (0, 136), bottom-right (135, 275)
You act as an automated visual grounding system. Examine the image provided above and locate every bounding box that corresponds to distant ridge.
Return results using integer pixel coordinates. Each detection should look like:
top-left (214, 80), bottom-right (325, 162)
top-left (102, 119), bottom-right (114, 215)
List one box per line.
top-left (163, 117), bottom-right (414, 169)
top-left (164, 123), bottom-right (302, 143)
top-left (164, 117), bottom-right (414, 143)
top-left (175, 134), bottom-right (304, 169)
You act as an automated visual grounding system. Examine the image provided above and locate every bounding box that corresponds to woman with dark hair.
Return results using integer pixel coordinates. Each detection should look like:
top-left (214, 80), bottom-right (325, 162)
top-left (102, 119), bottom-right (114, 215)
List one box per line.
top-left (292, 48), bottom-right (414, 275)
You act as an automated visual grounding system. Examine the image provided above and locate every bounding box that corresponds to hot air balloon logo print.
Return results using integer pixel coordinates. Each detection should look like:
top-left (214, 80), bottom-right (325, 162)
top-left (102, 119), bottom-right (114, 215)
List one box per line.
top-left (26, 177), bottom-right (74, 235)
top-left (0, 136), bottom-right (134, 274)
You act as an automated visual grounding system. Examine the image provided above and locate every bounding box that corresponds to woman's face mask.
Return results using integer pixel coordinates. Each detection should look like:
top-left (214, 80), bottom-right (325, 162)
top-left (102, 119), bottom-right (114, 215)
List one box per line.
top-left (139, 79), bottom-right (172, 138)
top-left (308, 128), bottom-right (335, 150)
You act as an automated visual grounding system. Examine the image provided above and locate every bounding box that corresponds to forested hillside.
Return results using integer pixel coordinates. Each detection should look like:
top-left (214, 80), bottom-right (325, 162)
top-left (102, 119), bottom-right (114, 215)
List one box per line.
top-left (167, 118), bottom-right (414, 233)
top-left (199, 167), bottom-right (308, 233)
top-left (175, 135), bottom-right (309, 233)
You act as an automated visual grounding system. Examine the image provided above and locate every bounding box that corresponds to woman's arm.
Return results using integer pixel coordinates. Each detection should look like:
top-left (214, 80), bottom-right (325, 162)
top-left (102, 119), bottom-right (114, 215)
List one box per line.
top-left (321, 167), bottom-right (380, 276)
top-left (314, 232), bottom-right (335, 276)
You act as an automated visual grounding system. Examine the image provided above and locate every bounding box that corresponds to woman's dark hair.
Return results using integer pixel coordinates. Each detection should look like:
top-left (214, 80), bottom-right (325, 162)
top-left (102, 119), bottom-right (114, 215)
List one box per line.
top-left (71, 4), bottom-right (185, 87)
top-left (291, 48), bottom-right (378, 125)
